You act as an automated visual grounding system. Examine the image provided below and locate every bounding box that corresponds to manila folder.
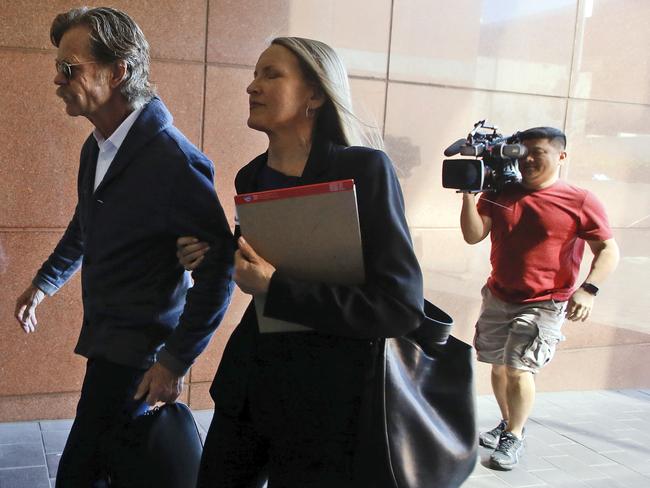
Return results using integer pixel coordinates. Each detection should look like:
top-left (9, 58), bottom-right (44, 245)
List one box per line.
top-left (235, 179), bottom-right (365, 333)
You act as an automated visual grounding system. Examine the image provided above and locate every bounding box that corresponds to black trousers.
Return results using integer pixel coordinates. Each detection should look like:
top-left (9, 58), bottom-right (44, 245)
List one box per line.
top-left (197, 406), bottom-right (367, 488)
top-left (196, 406), bottom-right (268, 488)
top-left (55, 358), bottom-right (147, 488)
top-left (197, 332), bottom-right (380, 488)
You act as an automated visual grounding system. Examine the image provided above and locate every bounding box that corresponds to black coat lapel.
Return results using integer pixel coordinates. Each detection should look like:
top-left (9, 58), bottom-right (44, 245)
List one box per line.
top-left (79, 137), bottom-right (99, 225)
top-left (83, 139), bottom-right (99, 195)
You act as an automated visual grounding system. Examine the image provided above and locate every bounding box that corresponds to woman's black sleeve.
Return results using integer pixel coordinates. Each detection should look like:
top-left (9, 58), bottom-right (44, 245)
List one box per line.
top-left (263, 149), bottom-right (424, 338)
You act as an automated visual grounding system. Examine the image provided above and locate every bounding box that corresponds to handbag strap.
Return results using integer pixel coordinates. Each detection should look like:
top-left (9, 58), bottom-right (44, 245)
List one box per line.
top-left (409, 299), bottom-right (454, 345)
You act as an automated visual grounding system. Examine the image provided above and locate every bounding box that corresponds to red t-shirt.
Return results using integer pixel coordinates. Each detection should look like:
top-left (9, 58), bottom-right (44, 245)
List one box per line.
top-left (477, 180), bottom-right (612, 303)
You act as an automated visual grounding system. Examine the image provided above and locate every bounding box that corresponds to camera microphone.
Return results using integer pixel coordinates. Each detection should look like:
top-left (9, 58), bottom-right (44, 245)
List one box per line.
top-left (443, 138), bottom-right (468, 157)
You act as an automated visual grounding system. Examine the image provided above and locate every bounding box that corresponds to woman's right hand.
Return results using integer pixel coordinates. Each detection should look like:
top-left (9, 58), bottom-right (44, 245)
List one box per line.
top-left (176, 236), bottom-right (210, 271)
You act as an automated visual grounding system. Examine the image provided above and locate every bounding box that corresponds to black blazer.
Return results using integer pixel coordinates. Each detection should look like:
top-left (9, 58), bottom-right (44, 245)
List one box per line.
top-left (211, 137), bottom-right (424, 418)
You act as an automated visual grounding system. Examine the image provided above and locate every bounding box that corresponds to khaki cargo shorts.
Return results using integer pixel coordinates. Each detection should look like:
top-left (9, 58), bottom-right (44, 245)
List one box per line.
top-left (474, 285), bottom-right (567, 373)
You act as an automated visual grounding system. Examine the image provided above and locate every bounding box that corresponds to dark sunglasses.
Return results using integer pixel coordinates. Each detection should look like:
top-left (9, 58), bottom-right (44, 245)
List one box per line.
top-left (55, 60), bottom-right (98, 79)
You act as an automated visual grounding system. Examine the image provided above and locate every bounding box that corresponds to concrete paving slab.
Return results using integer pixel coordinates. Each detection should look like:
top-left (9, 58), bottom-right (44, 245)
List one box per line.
top-left (0, 442), bottom-right (46, 469)
top-left (490, 464), bottom-right (548, 487)
top-left (527, 467), bottom-right (588, 485)
top-left (45, 452), bottom-right (61, 479)
top-left (554, 443), bottom-right (620, 467)
top-left (39, 420), bottom-right (73, 432)
top-left (41, 431), bottom-right (68, 454)
top-left (542, 454), bottom-right (611, 480)
top-left (0, 422), bottom-right (43, 445)
top-left (0, 466), bottom-right (50, 488)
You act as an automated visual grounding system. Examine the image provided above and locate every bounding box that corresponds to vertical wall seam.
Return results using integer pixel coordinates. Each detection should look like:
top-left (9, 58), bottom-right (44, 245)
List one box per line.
top-left (189, 0), bottom-right (211, 399)
top-left (563, 0), bottom-right (583, 181)
top-left (199, 0), bottom-right (210, 153)
top-left (382, 0), bottom-right (395, 139)
top-left (567, 0), bottom-right (582, 103)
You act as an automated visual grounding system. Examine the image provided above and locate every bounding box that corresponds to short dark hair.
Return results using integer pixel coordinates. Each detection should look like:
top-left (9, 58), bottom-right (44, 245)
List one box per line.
top-left (518, 126), bottom-right (566, 150)
top-left (50, 7), bottom-right (155, 109)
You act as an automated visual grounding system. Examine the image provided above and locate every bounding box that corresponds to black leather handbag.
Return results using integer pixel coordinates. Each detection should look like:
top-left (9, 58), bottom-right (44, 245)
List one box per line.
top-left (364, 300), bottom-right (477, 488)
top-left (109, 402), bottom-right (204, 488)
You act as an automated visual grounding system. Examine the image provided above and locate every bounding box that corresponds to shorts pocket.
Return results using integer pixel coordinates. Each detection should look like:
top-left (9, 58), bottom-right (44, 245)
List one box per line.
top-left (551, 299), bottom-right (568, 316)
top-left (521, 332), bottom-right (560, 370)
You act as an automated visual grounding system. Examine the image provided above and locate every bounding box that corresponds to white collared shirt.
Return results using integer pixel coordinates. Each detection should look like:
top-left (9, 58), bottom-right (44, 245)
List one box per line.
top-left (92, 106), bottom-right (144, 191)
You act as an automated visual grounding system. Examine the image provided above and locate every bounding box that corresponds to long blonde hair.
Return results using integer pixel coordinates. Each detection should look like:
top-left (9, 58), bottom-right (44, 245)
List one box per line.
top-left (271, 37), bottom-right (383, 150)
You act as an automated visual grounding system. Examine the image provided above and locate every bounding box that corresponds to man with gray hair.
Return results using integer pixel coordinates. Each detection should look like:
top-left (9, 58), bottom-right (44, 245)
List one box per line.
top-left (13, 7), bottom-right (234, 486)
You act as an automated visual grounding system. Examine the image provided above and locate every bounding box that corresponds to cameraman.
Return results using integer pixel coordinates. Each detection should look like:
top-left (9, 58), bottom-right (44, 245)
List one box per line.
top-left (460, 127), bottom-right (619, 470)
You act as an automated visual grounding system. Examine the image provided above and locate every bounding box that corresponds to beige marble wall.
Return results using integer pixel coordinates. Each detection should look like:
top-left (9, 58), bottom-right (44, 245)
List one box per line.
top-left (1, 0), bottom-right (648, 421)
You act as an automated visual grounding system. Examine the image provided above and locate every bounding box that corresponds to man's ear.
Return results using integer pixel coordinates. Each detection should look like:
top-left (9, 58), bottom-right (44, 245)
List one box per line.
top-left (110, 60), bottom-right (128, 89)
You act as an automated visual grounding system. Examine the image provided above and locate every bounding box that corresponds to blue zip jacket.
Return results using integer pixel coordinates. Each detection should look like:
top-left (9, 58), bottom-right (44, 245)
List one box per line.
top-left (33, 97), bottom-right (234, 375)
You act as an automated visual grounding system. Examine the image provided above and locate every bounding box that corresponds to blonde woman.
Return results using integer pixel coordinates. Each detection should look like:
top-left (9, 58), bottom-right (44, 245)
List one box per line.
top-left (180, 37), bottom-right (424, 487)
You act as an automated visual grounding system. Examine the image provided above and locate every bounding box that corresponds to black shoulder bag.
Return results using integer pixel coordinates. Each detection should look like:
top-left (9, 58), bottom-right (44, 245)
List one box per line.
top-left (359, 300), bottom-right (477, 488)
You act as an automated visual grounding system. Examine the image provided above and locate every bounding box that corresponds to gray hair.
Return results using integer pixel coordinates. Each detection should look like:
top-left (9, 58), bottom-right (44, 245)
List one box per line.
top-left (271, 37), bottom-right (382, 150)
top-left (50, 6), bottom-right (155, 109)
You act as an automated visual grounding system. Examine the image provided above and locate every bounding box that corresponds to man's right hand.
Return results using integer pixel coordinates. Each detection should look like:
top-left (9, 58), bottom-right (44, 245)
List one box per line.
top-left (176, 236), bottom-right (209, 271)
top-left (460, 192), bottom-right (491, 244)
top-left (15, 284), bottom-right (46, 333)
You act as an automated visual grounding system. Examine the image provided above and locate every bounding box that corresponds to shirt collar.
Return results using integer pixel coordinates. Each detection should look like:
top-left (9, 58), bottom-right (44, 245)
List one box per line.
top-left (92, 106), bottom-right (144, 150)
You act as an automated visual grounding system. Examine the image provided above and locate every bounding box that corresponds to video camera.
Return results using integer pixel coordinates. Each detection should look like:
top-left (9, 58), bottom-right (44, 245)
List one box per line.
top-left (442, 120), bottom-right (527, 192)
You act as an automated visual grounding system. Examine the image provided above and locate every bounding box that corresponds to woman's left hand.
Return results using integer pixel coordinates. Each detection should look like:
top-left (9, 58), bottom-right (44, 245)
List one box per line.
top-left (234, 237), bottom-right (276, 295)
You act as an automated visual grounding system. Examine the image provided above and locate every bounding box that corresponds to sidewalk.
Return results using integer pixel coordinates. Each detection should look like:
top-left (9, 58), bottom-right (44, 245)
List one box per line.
top-left (1, 390), bottom-right (649, 487)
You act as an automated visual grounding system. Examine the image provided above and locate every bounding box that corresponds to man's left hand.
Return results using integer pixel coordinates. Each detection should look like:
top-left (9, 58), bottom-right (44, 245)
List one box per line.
top-left (566, 288), bottom-right (595, 322)
top-left (134, 362), bottom-right (184, 406)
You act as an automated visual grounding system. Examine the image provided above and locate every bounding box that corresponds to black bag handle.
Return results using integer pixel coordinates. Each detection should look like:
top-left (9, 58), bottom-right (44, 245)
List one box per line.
top-left (408, 299), bottom-right (454, 346)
